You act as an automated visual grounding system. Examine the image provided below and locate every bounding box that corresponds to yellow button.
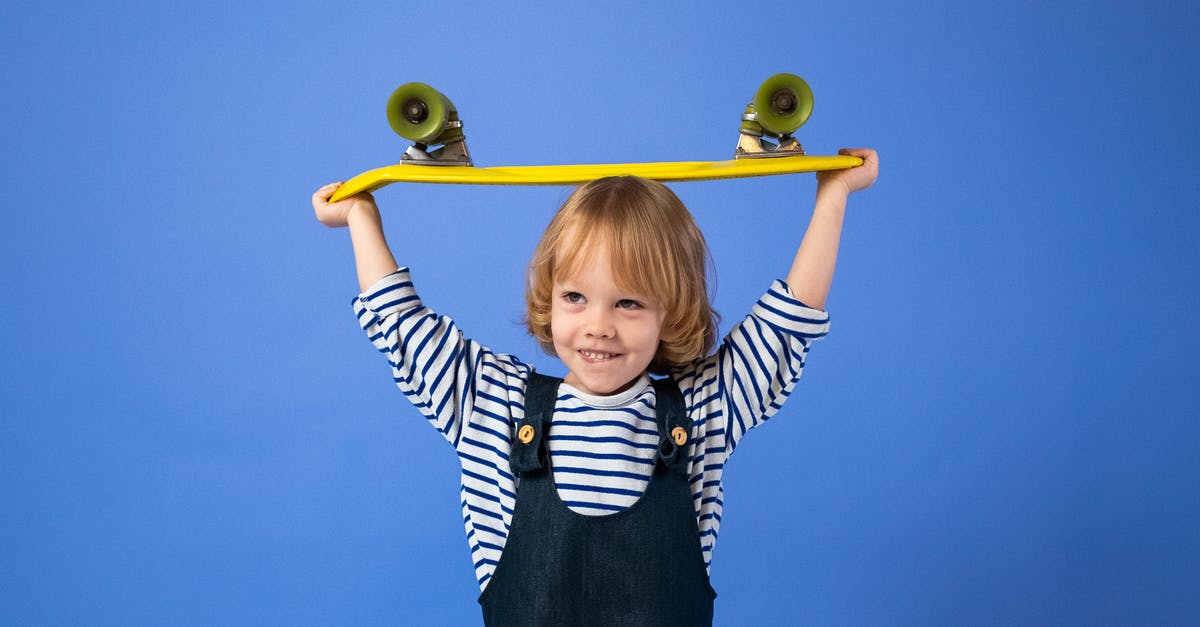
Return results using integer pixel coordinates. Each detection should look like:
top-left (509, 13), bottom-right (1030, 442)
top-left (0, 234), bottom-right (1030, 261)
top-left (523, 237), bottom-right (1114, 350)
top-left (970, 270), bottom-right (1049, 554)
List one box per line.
top-left (671, 426), bottom-right (687, 446)
top-left (518, 424), bottom-right (536, 444)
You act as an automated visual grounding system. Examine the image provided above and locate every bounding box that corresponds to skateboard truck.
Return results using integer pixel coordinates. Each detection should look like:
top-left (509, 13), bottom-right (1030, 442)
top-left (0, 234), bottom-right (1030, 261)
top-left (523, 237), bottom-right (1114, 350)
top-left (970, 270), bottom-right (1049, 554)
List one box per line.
top-left (400, 129), bottom-right (471, 165)
top-left (734, 73), bottom-right (814, 160)
top-left (387, 82), bottom-right (473, 166)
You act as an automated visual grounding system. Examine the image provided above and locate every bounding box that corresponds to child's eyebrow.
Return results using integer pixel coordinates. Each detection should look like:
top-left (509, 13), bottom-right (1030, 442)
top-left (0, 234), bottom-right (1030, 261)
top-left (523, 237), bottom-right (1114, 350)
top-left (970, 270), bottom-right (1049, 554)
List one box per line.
top-left (554, 278), bottom-right (655, 302)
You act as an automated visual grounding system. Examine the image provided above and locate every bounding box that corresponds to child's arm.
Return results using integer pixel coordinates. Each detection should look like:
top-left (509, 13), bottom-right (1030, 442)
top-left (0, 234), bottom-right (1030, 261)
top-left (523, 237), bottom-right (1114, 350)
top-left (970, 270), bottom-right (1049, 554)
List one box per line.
top-left (785, 148), bottom-right (879, 310)
top-left (312, 182), bottom-right (399, 292)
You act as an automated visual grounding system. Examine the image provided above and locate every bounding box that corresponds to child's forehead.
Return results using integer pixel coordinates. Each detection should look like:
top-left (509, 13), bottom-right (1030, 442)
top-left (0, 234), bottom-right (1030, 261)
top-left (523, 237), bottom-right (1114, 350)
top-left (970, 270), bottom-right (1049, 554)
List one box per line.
top-left (554, 227), bottom-right (611, 265)
top-left (553, 237), bottom-right (646, 290)
top-left (554, 238), bottom-right (613, 280)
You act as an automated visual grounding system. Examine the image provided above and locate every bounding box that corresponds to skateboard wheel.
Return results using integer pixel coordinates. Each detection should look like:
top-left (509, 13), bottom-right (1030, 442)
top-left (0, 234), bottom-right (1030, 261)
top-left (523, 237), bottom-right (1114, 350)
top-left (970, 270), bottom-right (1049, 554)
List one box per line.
top-left (387, 82), bottom-right (452, 143)
top-left (752, 73), bottom-right (813, 136)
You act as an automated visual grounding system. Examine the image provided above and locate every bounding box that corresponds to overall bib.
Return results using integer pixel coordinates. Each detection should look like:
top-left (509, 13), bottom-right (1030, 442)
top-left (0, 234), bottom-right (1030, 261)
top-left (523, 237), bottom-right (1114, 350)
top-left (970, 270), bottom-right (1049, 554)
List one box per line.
top-left (478, 372), bottom-right (716, 627)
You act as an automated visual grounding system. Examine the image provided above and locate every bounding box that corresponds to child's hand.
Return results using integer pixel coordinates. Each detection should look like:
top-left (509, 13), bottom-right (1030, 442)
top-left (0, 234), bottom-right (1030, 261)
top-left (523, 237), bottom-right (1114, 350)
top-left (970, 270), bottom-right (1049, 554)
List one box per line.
top-left (312, 182), bottom-right (378, 228)
top-left (816, 148), bottom-right (879, 197)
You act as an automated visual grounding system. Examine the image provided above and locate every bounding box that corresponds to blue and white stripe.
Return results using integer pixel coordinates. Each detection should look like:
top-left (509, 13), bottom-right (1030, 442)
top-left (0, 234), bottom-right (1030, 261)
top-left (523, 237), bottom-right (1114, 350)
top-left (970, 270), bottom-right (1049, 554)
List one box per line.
top-left (353, 267), bottom-right (829, 590)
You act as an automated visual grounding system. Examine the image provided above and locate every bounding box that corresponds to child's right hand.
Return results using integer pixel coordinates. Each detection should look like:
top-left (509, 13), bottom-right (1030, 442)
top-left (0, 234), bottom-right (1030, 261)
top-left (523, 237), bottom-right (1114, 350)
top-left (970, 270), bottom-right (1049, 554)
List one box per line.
top-left (312, 182), bottom-right (378, 228)
top-left (815, 148), bottom-right (879, 197)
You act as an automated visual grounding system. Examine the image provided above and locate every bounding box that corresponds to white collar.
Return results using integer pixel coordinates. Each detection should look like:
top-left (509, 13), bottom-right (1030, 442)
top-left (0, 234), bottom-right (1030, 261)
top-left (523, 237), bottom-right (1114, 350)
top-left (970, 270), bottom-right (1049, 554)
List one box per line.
top-left (559, 374), bottom-right (651, 408)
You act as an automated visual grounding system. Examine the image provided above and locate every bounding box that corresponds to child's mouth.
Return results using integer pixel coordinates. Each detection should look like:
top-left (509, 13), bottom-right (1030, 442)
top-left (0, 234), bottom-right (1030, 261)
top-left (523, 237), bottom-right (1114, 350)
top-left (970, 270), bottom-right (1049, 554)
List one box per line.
top-left (579, 350), bottom-right (619, 363)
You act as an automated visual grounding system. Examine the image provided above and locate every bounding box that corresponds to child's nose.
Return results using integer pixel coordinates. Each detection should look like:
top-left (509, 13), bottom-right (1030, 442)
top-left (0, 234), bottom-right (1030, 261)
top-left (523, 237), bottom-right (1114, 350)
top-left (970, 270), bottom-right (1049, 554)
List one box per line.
top-left (585, 311), bottom-right (615, 338)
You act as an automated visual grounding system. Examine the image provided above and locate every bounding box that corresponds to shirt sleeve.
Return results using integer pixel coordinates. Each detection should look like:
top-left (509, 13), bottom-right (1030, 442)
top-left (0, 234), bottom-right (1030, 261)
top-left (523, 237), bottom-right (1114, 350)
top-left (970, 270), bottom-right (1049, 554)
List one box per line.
top-left (676, 279), bottom-right (830, 456)
top-left (351, 267), bottom-right (530, 450)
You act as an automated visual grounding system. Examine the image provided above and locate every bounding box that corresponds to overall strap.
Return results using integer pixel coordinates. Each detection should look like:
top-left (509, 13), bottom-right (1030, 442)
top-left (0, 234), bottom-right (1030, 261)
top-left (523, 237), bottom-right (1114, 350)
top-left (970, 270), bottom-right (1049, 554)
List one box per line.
top-left (651, 376), bottom-right (692, 478)
top-left (511, 371), bottom-right (561, 476)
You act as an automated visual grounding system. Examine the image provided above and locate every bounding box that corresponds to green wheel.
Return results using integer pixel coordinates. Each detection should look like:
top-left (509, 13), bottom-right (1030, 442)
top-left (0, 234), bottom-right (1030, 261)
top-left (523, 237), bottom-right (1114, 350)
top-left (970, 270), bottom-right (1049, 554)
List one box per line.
top-left (386, 82), bottom-right (451, 144)
top-left (753, 73), bottom-right (814, 136)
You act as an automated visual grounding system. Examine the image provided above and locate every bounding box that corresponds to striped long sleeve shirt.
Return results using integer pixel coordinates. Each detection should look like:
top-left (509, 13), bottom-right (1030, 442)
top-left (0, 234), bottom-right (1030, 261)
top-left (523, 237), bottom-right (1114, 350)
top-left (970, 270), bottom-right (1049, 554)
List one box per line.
top-left (353, 268), bottom-right (830, 591)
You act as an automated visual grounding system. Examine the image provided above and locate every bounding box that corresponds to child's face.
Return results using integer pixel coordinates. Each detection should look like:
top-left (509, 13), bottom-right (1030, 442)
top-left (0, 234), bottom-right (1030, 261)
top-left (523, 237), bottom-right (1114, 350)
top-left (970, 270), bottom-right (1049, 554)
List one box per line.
top-left (551, 245), bottom-right (665, 396)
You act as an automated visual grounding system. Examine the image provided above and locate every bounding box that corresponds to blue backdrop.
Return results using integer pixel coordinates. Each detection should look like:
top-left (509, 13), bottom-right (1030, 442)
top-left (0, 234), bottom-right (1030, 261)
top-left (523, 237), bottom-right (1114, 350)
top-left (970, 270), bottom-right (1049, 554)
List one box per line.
top-left (2, 2), bottom-right (1197, 625)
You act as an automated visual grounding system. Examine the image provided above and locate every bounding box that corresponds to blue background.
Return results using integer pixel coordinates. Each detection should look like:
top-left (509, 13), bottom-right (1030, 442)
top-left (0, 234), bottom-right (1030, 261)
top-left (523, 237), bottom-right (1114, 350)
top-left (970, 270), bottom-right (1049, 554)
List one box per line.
top-left (3, 2), bottom-right (1197, 625)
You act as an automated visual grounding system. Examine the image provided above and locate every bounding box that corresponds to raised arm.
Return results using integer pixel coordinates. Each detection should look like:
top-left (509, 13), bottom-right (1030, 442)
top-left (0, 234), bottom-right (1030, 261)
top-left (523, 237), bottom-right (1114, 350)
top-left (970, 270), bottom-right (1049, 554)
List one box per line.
top-left (313, 182), bottom-right (399, 292)
top-left (785, 148), bottom-right (879, 310)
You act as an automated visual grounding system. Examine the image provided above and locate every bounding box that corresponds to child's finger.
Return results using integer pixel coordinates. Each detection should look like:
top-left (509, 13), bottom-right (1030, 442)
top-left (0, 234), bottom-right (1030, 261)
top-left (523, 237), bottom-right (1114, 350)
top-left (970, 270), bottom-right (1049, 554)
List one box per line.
top-left (839, 148), bottom-right (878, 164)
top-left (312, 182), bottom-right (345, 204)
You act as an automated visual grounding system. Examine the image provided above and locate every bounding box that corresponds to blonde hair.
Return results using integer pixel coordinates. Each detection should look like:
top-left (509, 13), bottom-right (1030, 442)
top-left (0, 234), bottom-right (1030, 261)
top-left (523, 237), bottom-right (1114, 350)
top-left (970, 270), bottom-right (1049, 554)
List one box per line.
top-left (525, 176), bottom-right (718, 373)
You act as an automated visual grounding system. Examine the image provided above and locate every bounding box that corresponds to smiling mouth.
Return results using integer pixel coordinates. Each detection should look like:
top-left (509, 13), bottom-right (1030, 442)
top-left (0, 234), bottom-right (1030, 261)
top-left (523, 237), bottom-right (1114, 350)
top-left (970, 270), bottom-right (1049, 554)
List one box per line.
top-left (579, 350), bottom-right (620, 362)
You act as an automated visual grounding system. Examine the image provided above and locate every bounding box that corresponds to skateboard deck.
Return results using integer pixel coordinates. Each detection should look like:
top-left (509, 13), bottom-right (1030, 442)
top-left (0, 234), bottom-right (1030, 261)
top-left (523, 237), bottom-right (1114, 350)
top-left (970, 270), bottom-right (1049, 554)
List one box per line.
top-left (329, 74), bottom-right (862, 203)
top-left (329, 155), bottom-right (862, 202)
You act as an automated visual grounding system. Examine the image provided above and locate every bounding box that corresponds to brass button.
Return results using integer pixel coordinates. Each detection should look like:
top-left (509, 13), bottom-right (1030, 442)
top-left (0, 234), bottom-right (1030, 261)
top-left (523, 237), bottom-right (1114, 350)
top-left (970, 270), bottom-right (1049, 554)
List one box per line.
top-left (518, 424), bottom-right (535, 444)
top-left (671, 426), bottom-right (687, 446)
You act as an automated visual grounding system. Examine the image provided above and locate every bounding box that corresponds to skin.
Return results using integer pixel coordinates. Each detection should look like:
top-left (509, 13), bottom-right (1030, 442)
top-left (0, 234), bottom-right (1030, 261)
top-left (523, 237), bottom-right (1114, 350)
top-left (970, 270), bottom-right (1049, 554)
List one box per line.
top-left (313, 147), bottom-right (878, 395)
top-left (312, 182), bottom-right (397, 293)
top-left (551, 245), bottom-right (666, 396)
top-left (789, 148), bottom-right (879, 310)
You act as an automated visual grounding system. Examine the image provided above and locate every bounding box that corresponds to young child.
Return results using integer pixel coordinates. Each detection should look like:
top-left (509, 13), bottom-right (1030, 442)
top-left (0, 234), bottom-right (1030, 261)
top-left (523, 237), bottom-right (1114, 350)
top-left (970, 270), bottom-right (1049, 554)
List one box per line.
top-left (313, 148), bottom-right (877, 626)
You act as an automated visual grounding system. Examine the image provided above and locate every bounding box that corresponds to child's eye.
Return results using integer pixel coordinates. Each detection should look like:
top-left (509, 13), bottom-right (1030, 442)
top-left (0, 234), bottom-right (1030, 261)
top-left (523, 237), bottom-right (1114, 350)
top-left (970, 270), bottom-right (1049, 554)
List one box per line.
top-left (616, 299), bottom-right (643, 310)
top-left (563, 291), bottom-right (586, 304)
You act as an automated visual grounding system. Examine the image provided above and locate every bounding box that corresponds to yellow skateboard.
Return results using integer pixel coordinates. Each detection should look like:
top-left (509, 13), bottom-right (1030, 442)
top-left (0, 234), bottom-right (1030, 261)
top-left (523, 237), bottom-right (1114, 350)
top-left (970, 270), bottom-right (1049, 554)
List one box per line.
top-left (329, 74), bottom-right (862, 203)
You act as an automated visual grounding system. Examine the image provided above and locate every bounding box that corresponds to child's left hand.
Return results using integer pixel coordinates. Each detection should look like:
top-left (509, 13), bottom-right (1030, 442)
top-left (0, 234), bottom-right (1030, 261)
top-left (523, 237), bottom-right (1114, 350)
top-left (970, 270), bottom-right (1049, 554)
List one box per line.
top-left (312, 182), bottom-right (378, 228)
top-left (816, 148), bottom-right (879, 196)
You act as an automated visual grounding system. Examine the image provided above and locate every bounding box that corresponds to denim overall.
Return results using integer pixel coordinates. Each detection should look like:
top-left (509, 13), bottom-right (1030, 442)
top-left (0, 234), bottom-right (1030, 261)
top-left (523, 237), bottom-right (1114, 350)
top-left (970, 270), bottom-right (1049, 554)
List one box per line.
top-left (478, 372), bottom-right (716, 627)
